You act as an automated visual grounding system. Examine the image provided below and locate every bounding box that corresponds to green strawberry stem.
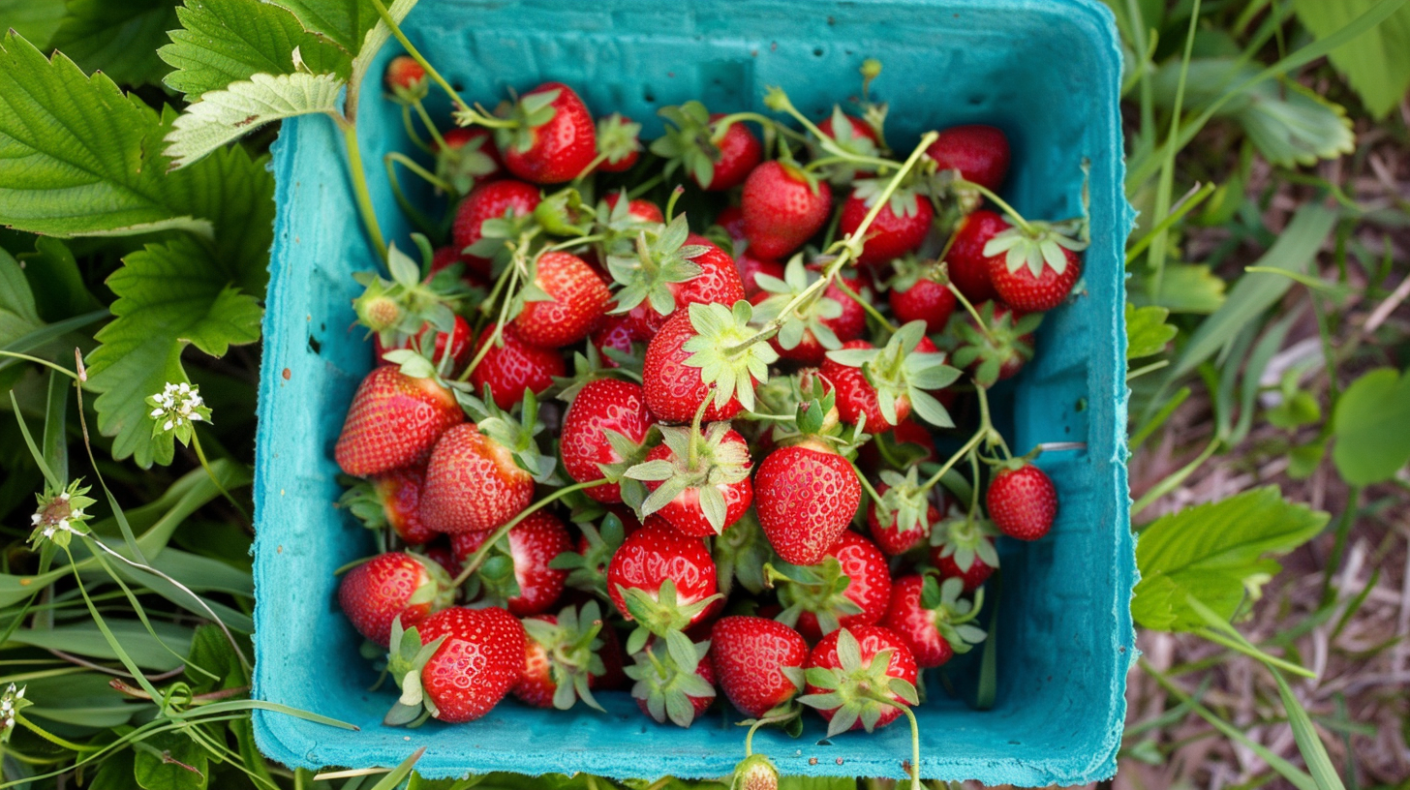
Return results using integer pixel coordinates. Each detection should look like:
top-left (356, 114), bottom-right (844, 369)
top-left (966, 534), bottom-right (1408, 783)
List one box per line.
top-left (384, 156), bottom-right (444, 239)
top-left (337, 117), bottom-right (388, 261)
top-left (664, 185), bottom-right (686, 223)
top-left (975, 385), bottom-right (1012, 460)
top-left (866, 694), bottom-right (922, 790)
top-left (459, 232), bottom-right (539, 382)
top-left (409, 98), bottom-right (450, 152)
top-left (850, 461), bottom-right (884, 506)
top-left (15, 714), bottom-right (98, 753)
top-left (0, 351), bottom-right (78, 380)
top-left (386, 151), bottom-right (453, 193)
top-left (369, 0), bottom-right (471, 115)
top-left (449, 479), bottom-right (610, 588)
top-left (572, 151), bottom-right (611, 186)
top-left (458, 267), bottom-right (517, 382)
top-left (832, 277), bottom-right (898, 333)
top-left (627, 173), bottom-right (665, 199)
top-left (945, 283), bottom-right (997, 344)
top-left (949, 178), bottom-right (1035, 235)
top-left (687, 396), bottom-right (711, 471)
top-left (761, 88), bottom-right (897, 172)
top-left (920, 429), bottom-right (984, 493)
top-left (742, 711), bottom-right (799, 756)
top-left (710, 112), bottom-right (810, 144)
top-left (546, 233), bottom-right (609, 252)
top-left (399, 105), bottom-right (436, 156)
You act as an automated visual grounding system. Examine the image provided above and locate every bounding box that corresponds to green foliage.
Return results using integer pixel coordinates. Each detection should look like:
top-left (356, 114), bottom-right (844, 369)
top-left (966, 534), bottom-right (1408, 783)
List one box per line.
top-left (1294, 0), bottom-right (1410, 119)
top-left (48, 0), bottom-right (179, 87)
top-left (165, 71), bottom-right (345, 167)
top-left (1331, 367), bottom-right (1410, 485)
top-left (0, 0), bottom-right (67, 49)
top-left (264, 0), bottom-right (382, 53)
top-left (1126, 304), bottom-right (1178, 359)
top-left (1133, 487), bottom-right (1329, 632)
top-left (133, 730), bottom-right (210, 789)
top-left (160, 0), bottom-right (353, 99)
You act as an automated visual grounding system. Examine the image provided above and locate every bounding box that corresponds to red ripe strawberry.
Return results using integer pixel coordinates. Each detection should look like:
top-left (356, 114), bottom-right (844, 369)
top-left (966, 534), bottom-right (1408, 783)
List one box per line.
top-left (631, 423), bottom-right (753, 537)
top-left (820, 322), bottom-right (957, 430)
top-left (925, 124), bottom-right (1010, 191)
top-left (838, 182), bottom-right (934, 267)
top-left (776, 531), bottom-right (892, 642)
top-left (512, 251), bottom-right (610, 348)
top-left (469, 323), bottom-right (566, 410)
top-left (816, 108), bottom-right (882, 183)
top-left (560, 379), bottom-right (656, 503)
top-left (736, 251), bottom-right (785, 298)
top-left (754, 440), bottom-right (861, 566)
top-left (374, 314), bottom-right (474, 371)
top-left (590, 313), bottom-right (644, 369)
top-left (799, 626), bottom-right (918, 733)
top-left (817, 112), bottom-right (878, 147)
top-left (606, 517), bottom-right (718, 630)
top-left (716, 205), bottom-right (747, 243)
top-left (933, 538), bottom-right (997, 592)
top-left (496, 82), bottom-right (597, 184)
top-left (452, 180), bottom-right (541, 278)
top-left (339, 464), bottom-right (437, 545)
top-left (452, 510), bottom-right (571, 616)
top-left (866, 476), bottom-right (940, 557)
top-left (702, 115), bottom-right (763, 190)
top-left (741, 162), bottom-right (833, 259)
top-left (624, 233), bottom-right (746, 338)
top-left (414, 606), bottom-right (525, 722)
top-left (384, 56), bottom-right (426, 95)
top-left (888, 257), bottom-right (956, 334)
top-left (435, 127), bottom-right (502, 195)
top-left (422, 540), bottom-right (460, 577)
top-left (338, 552), bottom-right (451, 647)
top-left (628, 636), bottom-right (717, 726)
top-left (986, 231), bottom-right (1082, 313)
top-left (709, 616), bottom-right (808, 718)
top-left (595, 113), bottom-right (642, 173)
top-left (335, 366), bottom-right (464, 477)
top-left (515, 601), bottom-right (611, 711)
top-left (751, 262), bottom-right (867, 366)
top-left (949, 301), bottom-right (1039, 387)
top-left (820, 340), bottom-right (904, 428)
top-left (420, 423), bottom-right (533, 533)
top-left (883, 575), bottom-right (985, 668)
top-left (986, 461), bottom-right (1058, 540)
top-left (603, 192), bottom-right (664, 223)
top-left (946, 209), bottom-right (1005, 303)
top-left (642, 308), bottom-right (748, 424)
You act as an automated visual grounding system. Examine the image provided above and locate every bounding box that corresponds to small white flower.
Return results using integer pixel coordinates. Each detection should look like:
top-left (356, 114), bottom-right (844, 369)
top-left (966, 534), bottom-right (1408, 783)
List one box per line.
top-left (147, 382), bottom-right (212, 443)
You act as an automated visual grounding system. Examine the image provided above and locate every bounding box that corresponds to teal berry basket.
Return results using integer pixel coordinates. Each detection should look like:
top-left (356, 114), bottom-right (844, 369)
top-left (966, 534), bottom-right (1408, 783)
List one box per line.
top-left (251, 0), bottom-right (1136, 784)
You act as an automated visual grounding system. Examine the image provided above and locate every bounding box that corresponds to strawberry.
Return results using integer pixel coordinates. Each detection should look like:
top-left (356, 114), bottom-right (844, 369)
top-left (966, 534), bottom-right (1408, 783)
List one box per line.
top-left (983, 218), bottom-right (1084, 312)
top-left (338, 552), bottom-right (452, 647)
top-left (888, 255), bottom-right (956, 334)
top-left (385, 606), bottom-right (525, 724)
top-left (452, 179), bottom-right (541, 278)
top-left (627, 634), bottom-right (716, 727)
top-left (773, 530), bottom-right (891, 642)
top-left (651, 102), bottom-right (762, 190)
top-left (626, 423), bottom-right (753, 537)
top-left (612, 224), bottom-right (747, 338)
top-left (515, 600), bottom-right (609, 711)
top-left (882, 575), bottom-right (985, 668)
top-left (715, 205), bottom-right (747, 243)
top-left (384, 56), bottom-right (427, 99)
top-left (866, 468), bottom-right (940, 556)
top-left (560, 378), bottom-right (656, 504)
top-left (754, 439), bottom-right (861, 566)
top-left (430, 245), bottom-right (490, 290)
top-left (642, 303), bottom-right (775, 425)
top-left (838, 181), bottom-right (934, 267)
top-left (948, 301), bottom-right (1041, 387)
top-left (931, 512), bottom-right (1000, 592)
top-left (816, 107), bottom-right (881, 184)
top-left (469, 323), bottom-right (567, 410)
top-left (708, 616), bottom-right (808, 718)
top-left (820, 322), bottom-right (959, 430)
top-left (590, 313), bottom-right (645, 370)
top-left (750, 259), bottom-right (867, 366)
top-left (512, 251), bottom-right (611, 348)
top-left (986, 460), bottom-right (1057, 540)
top-left (602, 192), bottom-right (664, 223)
top-left (339, 463), bottom-right (437, 545)
top-left (594, 113), bottom-right (642, 173)
top-left (740, 162), bottom-right (833, 260)
top-left (491, 82), bottom-right (597, 184)
top-left (945, 208), bottom-right (1005, 303)
top-left (420, 424), bottom-right (532, 533)
top-left (374, 313), bottom-right (474, 372)
top-left (606, 517), bottom-right (719, 640)
top-left (736, 251), bottom-right (785, 298)
top-left (435, 126), bottom-right (502, 195)
top-left (335, 366), bottom-right (464, 477)
top-left (422, 539), bottom-right (461, 577)
top-left (798, 626), bottom-right (919, 734)
top-left (925, 124), bottom-right (1010, 191)
top-left (452, 510), bottom-right (571, 616)
top-left (731, 755), bottom-right (780, 790)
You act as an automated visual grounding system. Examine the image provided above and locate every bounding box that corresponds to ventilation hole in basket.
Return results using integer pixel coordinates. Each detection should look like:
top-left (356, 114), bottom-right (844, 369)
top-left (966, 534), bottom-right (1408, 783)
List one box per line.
top-left (643, 88), bottom-right (656, 103)
top-left (813, 47), bottom-right (824, 57)
top-left (968, 95), bottom-right (985, 106)
top-left (453, 82), bottom-right (465, 93)
top-left (308, 335), bottom-right (322, 355)
top-left (815, 738), bottom-right (833, 746)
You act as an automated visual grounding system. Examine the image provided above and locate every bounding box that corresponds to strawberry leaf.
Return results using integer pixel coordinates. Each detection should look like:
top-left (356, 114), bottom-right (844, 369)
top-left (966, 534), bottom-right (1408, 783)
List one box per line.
top-left (48, 0), bottom-right (179, 87)
top-left (263, 0), bottom-right (383, 53)
top-left (165, 72), bottom-right (345, 169)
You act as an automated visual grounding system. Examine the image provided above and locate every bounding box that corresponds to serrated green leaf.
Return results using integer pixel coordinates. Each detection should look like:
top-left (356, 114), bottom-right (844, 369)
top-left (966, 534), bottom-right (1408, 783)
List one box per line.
top-left (1126, 303), bottom-right (1178, 359)
top-left (48, 0), bottom-right (179, 87)
top-left (265, 0), bottom-right (379, 52)
top-left (1294, 0), bottom-right (1410, 119)
top-left (0, 247), bottom-right (41, 348)
top-left (18, 237), bottom-right (103, 321)
top-left (87, 236), bottom-right (264, 468)
top-left (134, 730), bottom-right (209, 790)
top-left (165, 72), bottom-right (344, 169)
top-left (160, 0), bottom-right (352, 100)
top-left (0, 0), bottom-right (66, 49)
top-left (1134, 262), bottom-right (1226, 315)
top-left (1331, 367), bottom-right (1410, 485)
top-left (1132, 487), bottom-right (1328, 631)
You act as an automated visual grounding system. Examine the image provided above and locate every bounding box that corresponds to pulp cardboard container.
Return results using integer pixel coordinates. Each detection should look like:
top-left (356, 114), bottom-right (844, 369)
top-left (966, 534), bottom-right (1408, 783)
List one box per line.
top-left (252, 0), bottom-right (1136, 783)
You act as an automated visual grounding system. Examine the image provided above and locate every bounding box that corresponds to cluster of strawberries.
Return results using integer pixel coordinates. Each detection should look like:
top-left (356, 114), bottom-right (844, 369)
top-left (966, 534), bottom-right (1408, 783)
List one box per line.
top-left (333, 56), bottom-right (1082, 778)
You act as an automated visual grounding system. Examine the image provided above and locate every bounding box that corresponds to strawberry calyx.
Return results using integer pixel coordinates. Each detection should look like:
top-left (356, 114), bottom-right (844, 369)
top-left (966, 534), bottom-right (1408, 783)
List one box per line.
top-left (522, 601), bottom-right (609, 712)
top-left (486, 87), bottom-right (561, 155)
top-left (823, 321), bottom-right (960, 428)
top-left (624, 630), bottom-right (715, 728)
top-left (751, 256), bottom-right (847, 356)
top-left (354, 239), bottom-right (470, 366)
top-left (551, 344), bottom-right (628, 404)
top-left (606, 214), bottom-right (707, 316)
top-left (917, 574), bottom-right (986, 656)
top-left (649, 100), bottom-right (725, 189)
top-left (797, 628), bottom-right (919, 736)
top-left (382, 616), bottom-right (450, 727)
top-left (624, 422), bottom-right (752, 534)
top-left (730, 753), bottom-right (782, 790)
top-left (531, 187), bottom-right (594, 237)
top-left (949, 301), bottom-right (1043, 388)
top-left (682, 301), bottom-right (779, 414)
top-left (814, 105), bottom-right (883, 185)
top-left (550, 510), bottom-right (630, 600)
top-left (596, 113), bottom-right (643, 168)
top-left (873, 467), bottom-right (935, 546)
top-left (460, 532), bottom-right (522, 607)
top-left (766, 556), bottom-right (864, 636)
top-left (435, 129), bottom-right (499, 196)
top-left (384, 56), bottom-right (429, 103)
top-left (452, 386), bottom-right (557, 483)
top-left (619, 578), bottom-right (723, 654)
top-left (851, 177), bottom-right (926, 223)
top-left (983, 218), bottom-right (1089, 279)
top-left (887, 253), bottom-right (947, 294)
top-left (930, 507), bottom-right (1001, 574)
